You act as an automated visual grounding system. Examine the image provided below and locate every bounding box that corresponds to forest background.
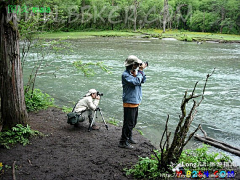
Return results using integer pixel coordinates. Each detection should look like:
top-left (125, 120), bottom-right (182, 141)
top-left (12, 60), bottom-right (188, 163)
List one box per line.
top-left (9, 0), bottom-right (240, 35)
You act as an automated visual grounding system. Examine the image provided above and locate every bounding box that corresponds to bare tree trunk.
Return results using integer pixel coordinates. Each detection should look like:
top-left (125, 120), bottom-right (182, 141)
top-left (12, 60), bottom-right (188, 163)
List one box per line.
top-left (82, 0), bottom-right (85, 6)
top-left (202, 11), bottom-right (205, 32)
top-left (0, 1), bottom-right (28, 131)
top-left (163, 0), bottom-right (168, 33)
top-left (220, 7), bottom-right (225, 34)
top-left (133, 0), bottom-right (139, 32)
top-left (175, 4), bottom-right (187, 30)
top-left (158, 69), bottom-right (215, 173)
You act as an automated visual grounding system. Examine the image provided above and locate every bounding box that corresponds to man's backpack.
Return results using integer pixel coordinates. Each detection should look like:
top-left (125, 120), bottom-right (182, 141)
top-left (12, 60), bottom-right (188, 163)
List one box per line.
top-left (67, 102), bottom-right (81, 125)
top-left (67, 112), bottom-right (80, 125)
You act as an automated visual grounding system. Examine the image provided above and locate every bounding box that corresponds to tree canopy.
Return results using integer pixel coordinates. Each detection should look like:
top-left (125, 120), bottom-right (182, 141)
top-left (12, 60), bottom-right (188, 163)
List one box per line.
top-left (11, 0), bottom-right (240, 34)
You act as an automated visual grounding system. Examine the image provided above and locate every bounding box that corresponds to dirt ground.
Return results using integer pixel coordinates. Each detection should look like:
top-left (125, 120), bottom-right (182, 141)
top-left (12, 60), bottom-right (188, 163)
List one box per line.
top-left (1, 108), bottom-right (240, 180)
top-left (0, 108), bottom-right (155, 180)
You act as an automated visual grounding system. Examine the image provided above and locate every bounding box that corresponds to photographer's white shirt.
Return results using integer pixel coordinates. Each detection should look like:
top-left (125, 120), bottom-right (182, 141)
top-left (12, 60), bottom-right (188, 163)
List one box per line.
top-left (74, 96), bottom-right (99, 113)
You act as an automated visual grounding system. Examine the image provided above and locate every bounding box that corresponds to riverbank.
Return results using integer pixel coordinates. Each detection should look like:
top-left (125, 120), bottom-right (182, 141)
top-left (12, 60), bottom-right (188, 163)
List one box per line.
top-left (1, 108), bottom-right (240, 179)
top-left (0, 107), bottom-right (155, 180)
top-left (36, 29), bottom-right (240, 43)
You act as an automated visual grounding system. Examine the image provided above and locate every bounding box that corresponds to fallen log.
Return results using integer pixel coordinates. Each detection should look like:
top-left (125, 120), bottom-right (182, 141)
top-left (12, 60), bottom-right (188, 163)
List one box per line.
top-left (204, 136), bottom-right (240, 152)
top-left (194, 134), bottom-right (240, 157)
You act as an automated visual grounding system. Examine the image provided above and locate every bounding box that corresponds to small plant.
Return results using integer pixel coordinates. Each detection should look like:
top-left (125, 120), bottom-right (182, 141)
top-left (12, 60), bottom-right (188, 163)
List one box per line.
top-left (106, 117), bottom-right (119, 126)
top-left (125, 151), bottom-right (160, 179)
top-left (0, 162), bottom-right (16, 176)
top-left (179, 35), bottom-right (193, 42)
top-left (25, 88), bottom-right (54, 112)
top-left (125, 145), bottom-right (232, 179)
top-left (0, 124), bottom-right (42, 149)
top-left (134, 128), bottom-right (144, 135)
top-left (178, 144), bottom-right (232, 171)
top-left (0, 162), bottom-right (3, 172)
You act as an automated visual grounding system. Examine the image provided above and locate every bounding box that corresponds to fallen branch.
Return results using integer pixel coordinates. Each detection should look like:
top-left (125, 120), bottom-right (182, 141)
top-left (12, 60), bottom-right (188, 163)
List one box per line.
top-left (195, 124), bottom-right (240, 156)
top-left (199, 125), bottom-right (207, 138)
top-left (13, 161), bottom-right (16, 180)
top-left (194, 135), bottom-right (240, 157)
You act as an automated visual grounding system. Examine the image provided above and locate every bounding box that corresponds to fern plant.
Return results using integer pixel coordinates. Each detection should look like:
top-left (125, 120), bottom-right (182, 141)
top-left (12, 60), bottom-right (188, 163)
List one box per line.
top-left (0, 124), bottom-right (42, 149)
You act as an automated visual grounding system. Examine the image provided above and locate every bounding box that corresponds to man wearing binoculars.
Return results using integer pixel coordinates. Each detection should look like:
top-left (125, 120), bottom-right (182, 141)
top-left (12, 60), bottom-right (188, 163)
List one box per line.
top-left (119, 55), bottom-right (148, 149)
top-left (74, 89), bottom-right (101, 130)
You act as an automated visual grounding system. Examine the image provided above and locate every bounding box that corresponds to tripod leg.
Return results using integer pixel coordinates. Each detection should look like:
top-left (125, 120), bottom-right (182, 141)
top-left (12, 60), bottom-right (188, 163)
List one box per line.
top-left (88, 111), bottom-right (97, 132)
top-left (99, 110), bottom-right (108, 130)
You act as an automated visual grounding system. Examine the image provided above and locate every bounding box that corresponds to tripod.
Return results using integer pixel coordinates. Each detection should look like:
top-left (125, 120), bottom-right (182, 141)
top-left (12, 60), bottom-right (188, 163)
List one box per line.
top-left (88, 107), bottom-right (108, 132)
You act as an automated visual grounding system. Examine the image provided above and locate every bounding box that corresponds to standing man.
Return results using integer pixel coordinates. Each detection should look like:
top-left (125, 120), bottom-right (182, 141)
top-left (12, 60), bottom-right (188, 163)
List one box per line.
top-left (119, 55), bottom-right (147, 149)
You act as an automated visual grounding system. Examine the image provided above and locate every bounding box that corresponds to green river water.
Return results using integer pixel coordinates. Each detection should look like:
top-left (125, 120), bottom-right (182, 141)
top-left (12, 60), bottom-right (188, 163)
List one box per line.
top-left (23, 37), bottom-right (240, 165)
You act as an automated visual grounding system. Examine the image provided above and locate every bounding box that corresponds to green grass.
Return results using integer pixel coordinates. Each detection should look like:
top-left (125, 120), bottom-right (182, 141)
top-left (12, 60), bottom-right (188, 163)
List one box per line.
top-left (106, 117), bottom-right (119, 126)
top-left (36, 30), bottom-right (142, 39)
top-left (145, 29), bottom-right (240, 42)
top-left (36, 29), bottom-right (240, 42)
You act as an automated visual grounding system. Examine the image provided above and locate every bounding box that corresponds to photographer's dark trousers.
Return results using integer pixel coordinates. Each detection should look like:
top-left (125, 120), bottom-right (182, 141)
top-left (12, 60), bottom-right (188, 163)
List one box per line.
top-left (120, 107), bottom-right (138, 143)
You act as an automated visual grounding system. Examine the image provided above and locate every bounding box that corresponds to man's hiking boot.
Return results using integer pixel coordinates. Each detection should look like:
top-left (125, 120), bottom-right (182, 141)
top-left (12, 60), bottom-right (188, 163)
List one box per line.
top-left (92, 125), bottom-right (100, 130)
top-left (128, 139), bottom-right (137, 144)
top-left (118, 142), bottom-right (134, 149)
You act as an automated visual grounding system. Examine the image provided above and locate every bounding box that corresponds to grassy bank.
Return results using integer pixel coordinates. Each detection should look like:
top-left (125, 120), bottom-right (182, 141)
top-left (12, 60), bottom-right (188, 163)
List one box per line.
top-left (36, 29), bottom-right (240, 43)
top-left (36, 30), bottom-right (142, 39)
top-left (142, 29), bottom-right (240, 43)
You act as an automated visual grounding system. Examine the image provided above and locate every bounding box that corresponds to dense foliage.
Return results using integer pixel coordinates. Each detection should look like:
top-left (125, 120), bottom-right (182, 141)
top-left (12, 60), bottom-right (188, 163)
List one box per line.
top-left (125, 145), bottom-right (232, 179)
top-left (0, 124), bottom-right (42, 149)
top-left (13, 0), bottom-right (240, 34)
top-left (24, 88), bottom-right (54, 112)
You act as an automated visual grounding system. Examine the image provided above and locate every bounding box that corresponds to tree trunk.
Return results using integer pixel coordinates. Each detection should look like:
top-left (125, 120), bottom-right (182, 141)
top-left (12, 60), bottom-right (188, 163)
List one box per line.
top-left (133, 0), bottom-right (139, 32)
top-left (202, 11), bottom-right (205, 32)
top-left (0, 1), bottom-right (28, 131)
top-left (163, 0), bottom-right (168, 33)
top-left (220, 7), bottom-right (225, 34)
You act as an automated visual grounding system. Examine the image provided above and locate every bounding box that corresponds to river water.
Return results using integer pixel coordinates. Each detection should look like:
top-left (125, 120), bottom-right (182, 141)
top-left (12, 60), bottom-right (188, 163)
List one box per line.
top-left (23, 37), bottom-right (240, 165)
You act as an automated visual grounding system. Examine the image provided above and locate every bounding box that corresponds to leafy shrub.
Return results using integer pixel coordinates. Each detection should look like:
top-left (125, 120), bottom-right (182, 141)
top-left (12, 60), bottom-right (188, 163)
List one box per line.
top-left (25, 88), bottom-right (54, 112)
top-left (125, 145), bottom-right (232, 179)
top-left (179, 35), bottom-right (193, 42)
top-left (125, 152), bottom-right (161, 179)
top-left (0, 124), bottom-right (42, 149)
top-left (179, 145), bottom-right (232, 171)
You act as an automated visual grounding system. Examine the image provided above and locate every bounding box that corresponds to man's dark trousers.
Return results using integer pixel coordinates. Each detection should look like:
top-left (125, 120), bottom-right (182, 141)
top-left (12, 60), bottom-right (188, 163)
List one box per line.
top-left (120, 107), bottom-right (138, 142)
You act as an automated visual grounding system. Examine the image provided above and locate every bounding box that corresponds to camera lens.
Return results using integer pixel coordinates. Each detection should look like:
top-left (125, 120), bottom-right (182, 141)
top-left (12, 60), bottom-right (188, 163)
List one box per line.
top-left (97, 92), bottom-right (103, 96)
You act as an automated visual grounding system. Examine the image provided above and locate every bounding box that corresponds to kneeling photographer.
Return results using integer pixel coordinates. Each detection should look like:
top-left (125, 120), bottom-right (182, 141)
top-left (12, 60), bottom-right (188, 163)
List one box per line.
top-left (74, 89), bottom-right (102, 130)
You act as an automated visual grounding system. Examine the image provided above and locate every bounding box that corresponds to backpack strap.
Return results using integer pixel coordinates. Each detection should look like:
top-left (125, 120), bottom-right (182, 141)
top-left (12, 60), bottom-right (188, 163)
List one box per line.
top-left (72, 102), bottom-right (78, 112)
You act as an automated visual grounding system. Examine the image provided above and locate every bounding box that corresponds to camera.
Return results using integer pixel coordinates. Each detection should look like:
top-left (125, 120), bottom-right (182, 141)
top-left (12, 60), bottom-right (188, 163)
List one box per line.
top-left (140, 61), bottom-right (148, 67)
top-left (97, 91), bottom-right (103, 96)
